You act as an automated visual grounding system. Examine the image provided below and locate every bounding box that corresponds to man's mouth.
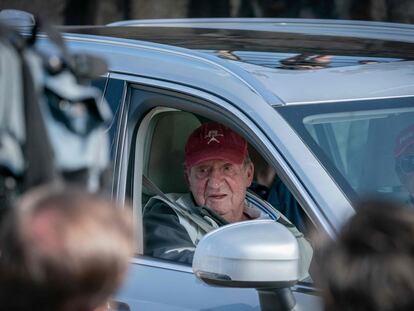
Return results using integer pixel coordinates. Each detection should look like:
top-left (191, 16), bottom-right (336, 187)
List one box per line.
top-left (207, 194), bottom-right (227, 200)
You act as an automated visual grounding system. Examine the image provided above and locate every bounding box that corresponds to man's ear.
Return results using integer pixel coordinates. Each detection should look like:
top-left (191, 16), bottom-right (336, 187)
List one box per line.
top-left (184, 168), bottom-right (191, 187)
top-left (246, 162), bottom-right (254, 187)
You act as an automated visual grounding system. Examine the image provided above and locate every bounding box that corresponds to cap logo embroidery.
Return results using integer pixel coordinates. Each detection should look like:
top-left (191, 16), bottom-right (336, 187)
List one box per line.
top-left (205, 130), bottom-right (224, 144)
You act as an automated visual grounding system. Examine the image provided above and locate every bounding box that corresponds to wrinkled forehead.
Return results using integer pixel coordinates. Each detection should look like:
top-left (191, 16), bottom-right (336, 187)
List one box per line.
top-left (191, 158), bottom-right (240, 168)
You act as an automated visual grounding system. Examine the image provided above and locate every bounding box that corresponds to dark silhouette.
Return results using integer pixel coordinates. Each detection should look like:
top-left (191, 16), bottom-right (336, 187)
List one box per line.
top-left (188, 0), bottom-right (230, 17)
top-left (318, 200), bottom-right (414, 311)
top-left (0, 187), bottom-right (134, 311)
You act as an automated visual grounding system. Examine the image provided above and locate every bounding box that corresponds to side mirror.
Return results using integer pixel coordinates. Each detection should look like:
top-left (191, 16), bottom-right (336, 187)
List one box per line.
top-left (193, 220), bottom-right (300, 311)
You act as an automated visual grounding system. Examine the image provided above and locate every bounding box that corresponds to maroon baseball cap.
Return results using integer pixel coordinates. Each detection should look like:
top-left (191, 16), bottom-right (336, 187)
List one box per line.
top-left (185, 122), bottom-right (248, 168)
top-left (395, 125), bottom-right (414, 157)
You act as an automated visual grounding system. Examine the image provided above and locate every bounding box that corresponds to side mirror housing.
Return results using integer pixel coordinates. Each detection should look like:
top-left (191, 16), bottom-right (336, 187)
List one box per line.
top-left (193, 220), bottom-right (301, 311)
top-left (193, 219), bottom-right (300, 288)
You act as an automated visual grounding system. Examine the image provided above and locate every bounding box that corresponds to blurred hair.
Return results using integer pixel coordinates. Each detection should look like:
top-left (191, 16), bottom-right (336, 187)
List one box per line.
top-left (242, 154), bottom-right (252, 168)
top-left (0, 186), bottom-right (134, 311)
top-left (318, 199), bottom-right (414, 311)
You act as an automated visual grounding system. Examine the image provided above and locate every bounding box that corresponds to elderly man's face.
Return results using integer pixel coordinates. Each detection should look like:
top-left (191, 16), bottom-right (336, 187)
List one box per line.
top-left (397, 144), bottom-right (414, 197)
top-left (187, 159), bottom-right (253, 223)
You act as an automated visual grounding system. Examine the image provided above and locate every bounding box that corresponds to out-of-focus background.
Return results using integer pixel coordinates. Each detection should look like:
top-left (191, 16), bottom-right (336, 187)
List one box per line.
top-left (1, 0), bottom-right (414, 25)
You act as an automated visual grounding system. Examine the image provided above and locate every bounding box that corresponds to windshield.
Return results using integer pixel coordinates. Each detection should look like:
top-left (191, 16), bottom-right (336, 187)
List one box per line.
top-left (277, 97), bottom-right (414, 204)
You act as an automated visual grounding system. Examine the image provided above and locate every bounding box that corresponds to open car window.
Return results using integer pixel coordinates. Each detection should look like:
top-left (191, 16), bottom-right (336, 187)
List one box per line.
top-left (135, 107), bottom-right (313, 243)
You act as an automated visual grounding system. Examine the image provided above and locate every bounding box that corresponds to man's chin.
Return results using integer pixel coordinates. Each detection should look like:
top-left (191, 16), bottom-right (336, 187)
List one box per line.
top-left (205, 203), bottom-right (226, 216)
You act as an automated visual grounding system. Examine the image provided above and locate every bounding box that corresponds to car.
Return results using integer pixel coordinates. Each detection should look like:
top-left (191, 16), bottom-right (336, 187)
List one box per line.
top-left (37, 18), bottom-right (414, 310)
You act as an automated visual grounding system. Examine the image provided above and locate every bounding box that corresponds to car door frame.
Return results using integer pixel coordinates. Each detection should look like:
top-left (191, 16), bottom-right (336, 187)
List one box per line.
top-left (110, 72), bottom-right (350, 231)
top-left (108, 71), bottom-right (348, 309)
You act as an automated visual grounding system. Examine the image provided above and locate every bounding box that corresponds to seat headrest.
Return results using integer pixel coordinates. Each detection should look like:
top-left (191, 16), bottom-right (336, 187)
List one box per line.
top-left (145, 111), bottom-right (201, 194)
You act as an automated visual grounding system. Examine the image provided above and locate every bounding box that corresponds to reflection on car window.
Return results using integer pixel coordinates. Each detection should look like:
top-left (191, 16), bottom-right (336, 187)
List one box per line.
top-left (278, 99), bottom-right (414, 204)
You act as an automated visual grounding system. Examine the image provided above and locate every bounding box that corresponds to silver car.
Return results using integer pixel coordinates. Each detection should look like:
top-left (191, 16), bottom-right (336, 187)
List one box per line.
top-left (45, 18), bottom-right (414, 310)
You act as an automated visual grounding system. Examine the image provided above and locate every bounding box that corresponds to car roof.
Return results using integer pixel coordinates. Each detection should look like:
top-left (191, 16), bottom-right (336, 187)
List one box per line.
top-left (60, 18), bottom-right (414, 105)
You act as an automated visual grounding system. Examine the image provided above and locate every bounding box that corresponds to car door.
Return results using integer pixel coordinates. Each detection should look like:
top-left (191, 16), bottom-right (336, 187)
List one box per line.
top-left (107, 73), bottom-right (326, 311)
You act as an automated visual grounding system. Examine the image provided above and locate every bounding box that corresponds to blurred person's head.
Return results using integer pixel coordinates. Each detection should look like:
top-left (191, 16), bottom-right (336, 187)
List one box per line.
top-left (319, 200), bottom-right (414, 311)
top-left (395, 125), bottom-right (414, 198)
top-left (0, 186), bottom-right (134, 311)
top-left (184, 122), bottom-right (254, 223)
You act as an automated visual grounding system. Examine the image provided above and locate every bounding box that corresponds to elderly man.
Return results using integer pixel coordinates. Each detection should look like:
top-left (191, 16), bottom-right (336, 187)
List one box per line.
top-left (144, 122), bottom-right (312, 278)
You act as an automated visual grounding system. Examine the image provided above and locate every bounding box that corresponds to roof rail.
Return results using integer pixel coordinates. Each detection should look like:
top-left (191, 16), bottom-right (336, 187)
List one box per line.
top-left (106, 18), bottom-right (414, 44)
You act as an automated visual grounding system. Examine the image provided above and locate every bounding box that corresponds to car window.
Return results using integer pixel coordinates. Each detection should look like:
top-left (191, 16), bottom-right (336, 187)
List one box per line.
top-left (277, 97), bottom-right (414, 204)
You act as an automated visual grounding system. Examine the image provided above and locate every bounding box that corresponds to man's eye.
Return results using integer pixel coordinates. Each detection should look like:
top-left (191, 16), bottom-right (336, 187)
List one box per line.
top-left (195, 167), bottom-right (209, 177)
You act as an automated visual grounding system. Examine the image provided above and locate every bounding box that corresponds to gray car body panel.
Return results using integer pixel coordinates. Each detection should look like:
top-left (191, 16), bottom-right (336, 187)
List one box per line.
top-left (116, 258), bottom-right (322, 311)
top-left (234, 60), bottom-right (414, 104)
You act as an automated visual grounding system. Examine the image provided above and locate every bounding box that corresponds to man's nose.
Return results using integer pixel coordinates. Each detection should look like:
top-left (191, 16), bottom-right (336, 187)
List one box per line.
top-left (207, 168), bottom-right (223, 188)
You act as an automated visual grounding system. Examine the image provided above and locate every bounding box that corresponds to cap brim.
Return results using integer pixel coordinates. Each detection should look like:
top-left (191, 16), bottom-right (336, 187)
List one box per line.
top-left (185, 148), bottom-right (245, 168)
